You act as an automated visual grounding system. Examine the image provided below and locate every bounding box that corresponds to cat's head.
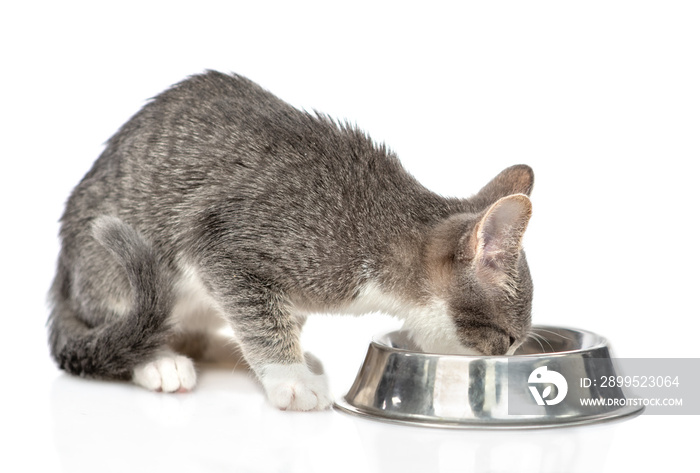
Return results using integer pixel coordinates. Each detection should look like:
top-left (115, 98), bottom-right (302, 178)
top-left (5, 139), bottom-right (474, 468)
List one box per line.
top-left (411, 165), bottom-right (534, 356)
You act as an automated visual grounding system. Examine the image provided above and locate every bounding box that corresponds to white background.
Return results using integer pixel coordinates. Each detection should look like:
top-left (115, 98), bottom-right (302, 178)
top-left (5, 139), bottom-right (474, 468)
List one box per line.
top-left (2, 1), bottom-right (698, 472)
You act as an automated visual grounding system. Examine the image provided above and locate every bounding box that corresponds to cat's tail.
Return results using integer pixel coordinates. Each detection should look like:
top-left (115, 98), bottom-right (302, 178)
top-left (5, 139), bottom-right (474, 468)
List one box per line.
top-left (48, 216), bottom-right (173, 380)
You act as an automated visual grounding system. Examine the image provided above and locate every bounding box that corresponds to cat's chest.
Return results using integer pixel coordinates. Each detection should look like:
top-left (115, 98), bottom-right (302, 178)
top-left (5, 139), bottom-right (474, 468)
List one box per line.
top-left (297, 281), bottom-right (476, 355)
top-left (289, 281), bottom-right (441, 322)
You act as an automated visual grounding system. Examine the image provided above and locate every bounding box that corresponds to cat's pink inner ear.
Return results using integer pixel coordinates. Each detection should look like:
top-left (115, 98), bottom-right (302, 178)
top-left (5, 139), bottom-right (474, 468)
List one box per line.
top-left (474, 194), bottom-right (532, 277)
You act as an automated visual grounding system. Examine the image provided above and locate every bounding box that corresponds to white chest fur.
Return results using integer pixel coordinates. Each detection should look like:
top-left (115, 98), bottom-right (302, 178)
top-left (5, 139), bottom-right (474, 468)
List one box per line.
top-left (291, 281), bottom-right (478, 355)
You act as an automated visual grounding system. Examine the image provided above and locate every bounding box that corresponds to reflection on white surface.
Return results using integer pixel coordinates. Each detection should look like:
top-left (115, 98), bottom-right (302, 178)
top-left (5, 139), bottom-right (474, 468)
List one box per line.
top-left (50, 368), bottom-right (360, 473)
top-left (49, 364), bottom-right (621, 473)
top-left (345, 413), bottom-right (617, 473)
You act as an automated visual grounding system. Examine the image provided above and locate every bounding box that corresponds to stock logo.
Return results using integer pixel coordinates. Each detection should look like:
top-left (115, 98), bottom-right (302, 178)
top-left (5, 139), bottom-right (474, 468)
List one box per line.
top-left (528, 366), bottom-right (568, 406)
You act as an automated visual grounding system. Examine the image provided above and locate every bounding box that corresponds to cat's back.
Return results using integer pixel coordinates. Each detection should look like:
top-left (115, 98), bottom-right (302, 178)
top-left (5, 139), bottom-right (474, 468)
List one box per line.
top-left (93, 71), bottom-right (417, 200)
top-left (104, 71), bottom-right (381, 174)
top-left (149, 70), bottom-right (290, 119)
top-left (62, 73), bottom-right (293, 226)
top-left (65, 72), bottom-right (449, 247)
top-left (109, 71), bottom-right (304, 156)
top-left (70, 72), bottom-right (332, 205)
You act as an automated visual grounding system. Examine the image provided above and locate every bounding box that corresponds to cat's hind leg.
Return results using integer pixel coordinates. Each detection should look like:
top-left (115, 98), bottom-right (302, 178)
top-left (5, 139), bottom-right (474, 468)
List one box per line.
top-left (49, 216), bottom-right (184, 385)
top-left (132, 349), bottom-right (197, 393)
top-left (133, 261), bottom-right (241, 393)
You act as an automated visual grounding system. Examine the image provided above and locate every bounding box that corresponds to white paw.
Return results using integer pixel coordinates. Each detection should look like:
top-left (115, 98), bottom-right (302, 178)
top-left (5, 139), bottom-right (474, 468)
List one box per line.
top-left (133, 353), bottom-right (197, 393)
top-left (260, 363), bottom-right (332, 411)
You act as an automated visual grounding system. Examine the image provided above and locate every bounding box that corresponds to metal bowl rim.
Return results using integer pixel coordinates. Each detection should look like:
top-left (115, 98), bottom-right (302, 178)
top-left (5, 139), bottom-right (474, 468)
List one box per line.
top-left (370, 324), bottom-right (609, 359)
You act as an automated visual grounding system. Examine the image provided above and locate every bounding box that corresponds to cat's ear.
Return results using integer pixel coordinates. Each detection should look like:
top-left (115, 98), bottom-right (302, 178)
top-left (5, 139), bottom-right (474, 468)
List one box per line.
top-left (469, 194), bottom-right (532, 287)
top-left (471, 165), bottom-right (534, 210)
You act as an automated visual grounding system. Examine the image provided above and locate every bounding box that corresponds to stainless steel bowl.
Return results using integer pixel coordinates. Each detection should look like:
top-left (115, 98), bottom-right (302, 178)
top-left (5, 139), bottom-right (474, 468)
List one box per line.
top-left (335, 325), bottom-right (644, 429)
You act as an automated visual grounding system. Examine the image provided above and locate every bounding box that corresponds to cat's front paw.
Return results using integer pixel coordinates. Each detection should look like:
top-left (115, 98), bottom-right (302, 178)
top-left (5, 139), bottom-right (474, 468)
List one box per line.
top-left (259, 363), bottom-right (332, 411)
top-left (132, 353), bottom-right (197, 393)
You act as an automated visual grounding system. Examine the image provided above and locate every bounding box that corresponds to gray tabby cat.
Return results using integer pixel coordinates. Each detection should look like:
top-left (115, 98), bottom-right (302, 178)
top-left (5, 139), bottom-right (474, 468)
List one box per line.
top-left (48, 71), bottom-right (534, 410)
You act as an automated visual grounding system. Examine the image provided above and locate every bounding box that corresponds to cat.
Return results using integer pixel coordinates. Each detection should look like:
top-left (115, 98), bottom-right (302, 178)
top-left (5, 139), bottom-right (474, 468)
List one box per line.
top-left (48, 71), bottom-right (534, 410)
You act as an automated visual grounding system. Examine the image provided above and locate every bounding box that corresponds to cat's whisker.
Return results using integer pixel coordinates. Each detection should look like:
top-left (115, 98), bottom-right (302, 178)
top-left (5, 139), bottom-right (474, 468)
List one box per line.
top-left (533, 328), bottom-right (573, 341)
top-left (536, 333), bottom-right (555, 352)
top-left (527, 333), bottom-right (545, 352)
top-left (529, 331), bottom-right (554, 353)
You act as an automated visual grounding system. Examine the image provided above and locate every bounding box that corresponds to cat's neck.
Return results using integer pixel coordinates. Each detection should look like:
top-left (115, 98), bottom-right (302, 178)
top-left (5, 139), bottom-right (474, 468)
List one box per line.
top-left (370, 195), bottom-right (473, 305)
